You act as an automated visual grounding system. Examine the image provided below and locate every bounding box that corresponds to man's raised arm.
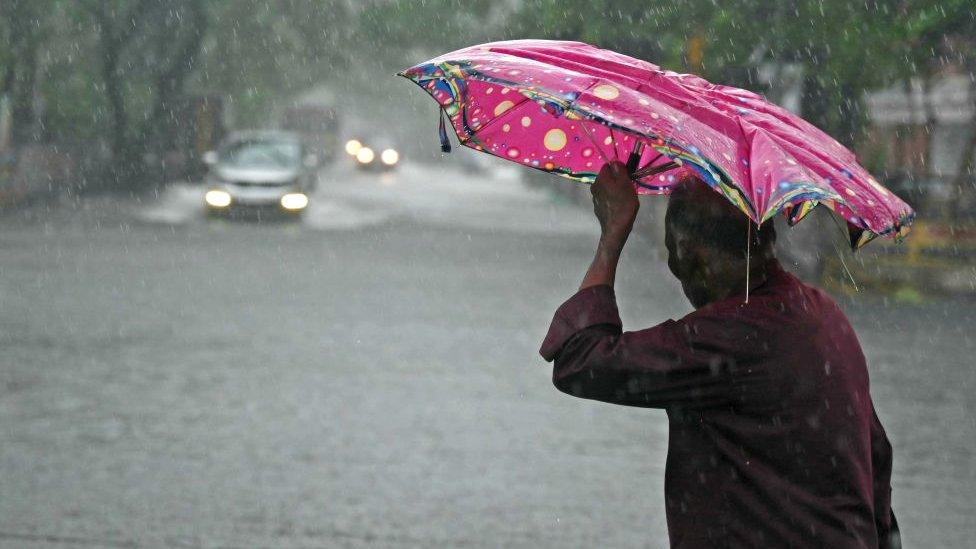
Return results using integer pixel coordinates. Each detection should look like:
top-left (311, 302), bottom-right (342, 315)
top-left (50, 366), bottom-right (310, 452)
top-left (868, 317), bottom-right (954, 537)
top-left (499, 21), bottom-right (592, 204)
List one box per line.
top-left (539, 162), bottom-right (745, 410)
top-left (579, 161), bottom-right (638, 291)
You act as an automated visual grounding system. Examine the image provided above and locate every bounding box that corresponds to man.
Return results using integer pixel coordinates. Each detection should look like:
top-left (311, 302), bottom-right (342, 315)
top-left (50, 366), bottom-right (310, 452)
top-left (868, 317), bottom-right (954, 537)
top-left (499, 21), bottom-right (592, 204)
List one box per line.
top-left (540, 162), bottom-right (899, 548)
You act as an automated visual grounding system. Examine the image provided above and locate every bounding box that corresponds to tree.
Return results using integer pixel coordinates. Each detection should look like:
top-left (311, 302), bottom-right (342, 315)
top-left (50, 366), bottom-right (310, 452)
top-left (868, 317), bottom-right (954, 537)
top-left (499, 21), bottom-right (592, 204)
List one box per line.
top-left (879, 0), bottom-right (976, 215)
top-left (78, 0), bottom-right (208, 184)
top-left (6, 0), bottom-right (356, 188)
top-left (0, 0), bottom-right (57, 146)
top-left (508, 0), bottom-right (688, 69)
top-left (194, 0), bottom-right (353, 127)
top-left (509, 1), bottom-right (899, 147)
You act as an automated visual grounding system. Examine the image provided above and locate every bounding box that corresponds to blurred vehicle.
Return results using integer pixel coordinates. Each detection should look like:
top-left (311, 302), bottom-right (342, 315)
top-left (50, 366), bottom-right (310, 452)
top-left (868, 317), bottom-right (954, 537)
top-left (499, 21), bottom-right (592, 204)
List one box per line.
top-left (344, 137), bottom-right (400, 171)
top-left (202, 130), bottom-right (318, 217)
top-left (281, 103), bottom-right (339, 165)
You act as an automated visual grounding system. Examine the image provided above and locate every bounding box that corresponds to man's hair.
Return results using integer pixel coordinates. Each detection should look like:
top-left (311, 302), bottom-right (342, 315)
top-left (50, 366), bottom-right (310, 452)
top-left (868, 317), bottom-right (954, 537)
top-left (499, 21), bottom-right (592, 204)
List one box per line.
top-left (667, 174), bottom-right (776, 257)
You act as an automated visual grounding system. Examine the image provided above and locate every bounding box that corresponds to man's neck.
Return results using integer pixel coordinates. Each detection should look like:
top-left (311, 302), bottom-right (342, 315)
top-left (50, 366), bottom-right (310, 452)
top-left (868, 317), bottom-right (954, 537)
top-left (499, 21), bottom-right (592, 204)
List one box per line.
top-left (704, 258), bottom-right (779, 306)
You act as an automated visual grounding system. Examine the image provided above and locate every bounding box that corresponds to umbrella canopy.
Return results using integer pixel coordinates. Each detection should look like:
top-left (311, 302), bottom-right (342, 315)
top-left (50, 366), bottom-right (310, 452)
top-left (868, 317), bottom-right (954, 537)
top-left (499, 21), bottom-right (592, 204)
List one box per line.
top-left (399, 40), bottom-right (914, 249)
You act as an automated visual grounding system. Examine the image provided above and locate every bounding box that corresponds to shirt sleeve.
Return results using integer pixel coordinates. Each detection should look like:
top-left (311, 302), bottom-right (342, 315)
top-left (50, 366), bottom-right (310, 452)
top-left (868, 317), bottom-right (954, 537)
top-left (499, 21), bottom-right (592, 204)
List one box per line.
top-left (870, 403), bottom-right (899, 548)
top-left (539, 285), bottom-right (762, 410)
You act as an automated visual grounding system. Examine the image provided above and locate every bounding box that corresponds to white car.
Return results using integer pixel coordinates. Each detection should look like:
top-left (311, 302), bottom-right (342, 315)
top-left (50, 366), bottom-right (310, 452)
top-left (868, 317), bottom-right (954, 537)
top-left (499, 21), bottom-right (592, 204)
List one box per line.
top-left (203, 131), bottom-right (319, 217)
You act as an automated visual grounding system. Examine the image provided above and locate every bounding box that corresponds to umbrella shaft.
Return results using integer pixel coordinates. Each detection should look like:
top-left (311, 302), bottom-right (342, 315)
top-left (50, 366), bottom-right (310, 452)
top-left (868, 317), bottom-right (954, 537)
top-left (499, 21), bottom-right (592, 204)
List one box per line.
top-left (633, 161), bottom-right (679, 180)
top-left (626, 141), bottom-right (645, 175)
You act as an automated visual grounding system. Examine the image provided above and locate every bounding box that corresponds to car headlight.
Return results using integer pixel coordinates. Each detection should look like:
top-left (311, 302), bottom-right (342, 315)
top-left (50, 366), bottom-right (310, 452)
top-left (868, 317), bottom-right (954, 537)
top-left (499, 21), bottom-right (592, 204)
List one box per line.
top-left (356, 147), bottom-right (375, 164)
top-left (280, 193), bottom-right (309, 210)
top-left (380, 148), bottom-right (399, 166)
top-left (345, 139), bottom-right (363, 156)
top-left (205, 189), bottom-right (232, 208)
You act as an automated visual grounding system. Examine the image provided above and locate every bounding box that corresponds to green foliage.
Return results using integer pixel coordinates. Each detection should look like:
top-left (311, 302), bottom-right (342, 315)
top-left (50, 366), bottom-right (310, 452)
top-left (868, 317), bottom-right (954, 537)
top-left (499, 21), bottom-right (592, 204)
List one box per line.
top-left (2, 0), bottom-right (973, 183)
top-left (508, 0), bottom-right (973, 145)
top-left (194, 0), bottom-right (352, 126)
top-left (508, 0), bottom-right (691, 69)
top-left (1, 0), bottom-right (67, 143)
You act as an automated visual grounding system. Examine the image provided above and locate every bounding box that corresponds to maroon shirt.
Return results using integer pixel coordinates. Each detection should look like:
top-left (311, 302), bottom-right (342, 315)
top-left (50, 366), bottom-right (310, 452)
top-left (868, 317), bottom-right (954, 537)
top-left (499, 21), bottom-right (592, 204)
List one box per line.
top-left (540, 263), bottom-right (897, 548)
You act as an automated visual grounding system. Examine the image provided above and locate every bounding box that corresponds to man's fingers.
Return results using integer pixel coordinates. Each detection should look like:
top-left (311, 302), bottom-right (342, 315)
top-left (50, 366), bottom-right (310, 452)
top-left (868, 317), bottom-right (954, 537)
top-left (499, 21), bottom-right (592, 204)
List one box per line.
top-left (593, 161), bottom-right (637, 211)
top-left (597, 161), bottom-right (626, 179)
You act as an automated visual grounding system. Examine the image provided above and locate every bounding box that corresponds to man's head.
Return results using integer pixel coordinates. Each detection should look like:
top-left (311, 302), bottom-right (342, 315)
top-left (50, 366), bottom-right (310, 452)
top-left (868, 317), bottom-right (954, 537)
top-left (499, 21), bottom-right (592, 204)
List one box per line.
top-left (665, 174), bottom-right (776, 308)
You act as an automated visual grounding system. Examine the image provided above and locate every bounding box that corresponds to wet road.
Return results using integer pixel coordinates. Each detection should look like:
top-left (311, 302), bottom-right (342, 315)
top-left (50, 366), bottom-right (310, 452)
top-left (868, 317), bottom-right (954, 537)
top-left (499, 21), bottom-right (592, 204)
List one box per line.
top-left (2, 162), bottom-right (975, 547)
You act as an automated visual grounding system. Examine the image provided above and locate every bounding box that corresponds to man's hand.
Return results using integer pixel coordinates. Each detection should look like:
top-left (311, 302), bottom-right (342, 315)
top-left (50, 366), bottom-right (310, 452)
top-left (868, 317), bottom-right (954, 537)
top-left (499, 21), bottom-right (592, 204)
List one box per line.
top-left (579, 162), bottom-right (639, 290)
top-left (591, 161), bottom-right (639, 241)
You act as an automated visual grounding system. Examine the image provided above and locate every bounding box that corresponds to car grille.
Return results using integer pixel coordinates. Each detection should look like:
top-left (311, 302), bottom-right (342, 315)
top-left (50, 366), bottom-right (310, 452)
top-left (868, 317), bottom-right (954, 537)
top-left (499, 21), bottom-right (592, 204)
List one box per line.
top-left (231, 180), bottom-right (289, 187)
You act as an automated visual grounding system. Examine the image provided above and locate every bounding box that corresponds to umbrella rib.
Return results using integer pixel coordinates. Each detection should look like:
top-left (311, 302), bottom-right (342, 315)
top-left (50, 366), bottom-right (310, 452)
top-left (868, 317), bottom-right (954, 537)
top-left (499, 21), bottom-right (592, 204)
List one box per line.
top-left (609, 127), bottom-right (620, 161)
top-left (578, 119), bottom-right (613, 165)
top-left (639, 150), bottom-right (665, 172)
top-left (458, 93), bottom-right (535, 140)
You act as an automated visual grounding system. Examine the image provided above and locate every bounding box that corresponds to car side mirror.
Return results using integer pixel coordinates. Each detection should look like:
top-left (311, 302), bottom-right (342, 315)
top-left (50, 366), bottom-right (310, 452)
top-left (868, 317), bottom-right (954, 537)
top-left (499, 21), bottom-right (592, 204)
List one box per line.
top-left (202, 151), bottom-right (218, 166)
top-left (303, 154), bottom-right (319, 168)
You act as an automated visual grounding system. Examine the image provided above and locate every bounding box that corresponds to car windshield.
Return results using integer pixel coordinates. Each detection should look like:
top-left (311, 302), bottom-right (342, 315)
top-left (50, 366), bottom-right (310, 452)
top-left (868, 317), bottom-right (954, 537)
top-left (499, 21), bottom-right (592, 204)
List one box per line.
top-left (220, 139), bottom-right (301, 169)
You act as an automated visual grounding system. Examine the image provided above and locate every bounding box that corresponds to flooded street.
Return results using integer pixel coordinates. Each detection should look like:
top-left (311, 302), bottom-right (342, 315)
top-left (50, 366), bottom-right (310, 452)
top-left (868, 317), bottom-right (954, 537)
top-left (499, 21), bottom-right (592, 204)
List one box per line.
top-left (2, 163), bottom-right (975, 547)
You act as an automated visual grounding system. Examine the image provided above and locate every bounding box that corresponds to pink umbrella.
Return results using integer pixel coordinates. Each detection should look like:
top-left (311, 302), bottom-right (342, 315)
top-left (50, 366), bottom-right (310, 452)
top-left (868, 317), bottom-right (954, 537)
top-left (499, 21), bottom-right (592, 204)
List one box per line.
top-left (399, 40), bottom-right (914, 249)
